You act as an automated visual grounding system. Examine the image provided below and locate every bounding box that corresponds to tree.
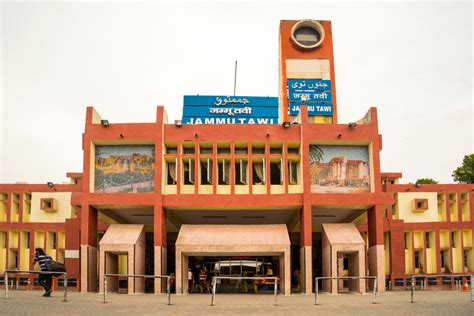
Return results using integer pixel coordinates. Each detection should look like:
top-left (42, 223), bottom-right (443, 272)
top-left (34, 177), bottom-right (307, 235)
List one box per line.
top-left (415, 178), bottom-right (438, 185)
top-left (452, 154), bottom-right (474, 184)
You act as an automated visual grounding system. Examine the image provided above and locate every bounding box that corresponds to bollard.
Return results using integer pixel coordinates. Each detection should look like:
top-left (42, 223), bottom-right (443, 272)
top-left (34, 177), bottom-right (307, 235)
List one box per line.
top-left (103, 275), bottom-right (108, 303)
top-left (410, 277), bottom-right (415, 303)
top-left (373, 277), bottom-right (377, 304)
top-left (471, 275), bottom-right (473, 302)
top-left (167, 277), bottom-right (171, 305)
top-left (315, 278), bottom-right (319, 305)
top-left (211, 278), bottom-right (217, 306)
top-left (273, 278), bottom-right (278, 306)
top-left (63, 275), bottom-right (68, 303)
top-left (5, 273), bottom-right (8, 299)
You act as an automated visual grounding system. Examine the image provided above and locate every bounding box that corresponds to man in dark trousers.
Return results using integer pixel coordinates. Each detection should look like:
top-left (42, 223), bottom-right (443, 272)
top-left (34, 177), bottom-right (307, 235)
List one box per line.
top-left (33, 248), bottom-right (53, 297)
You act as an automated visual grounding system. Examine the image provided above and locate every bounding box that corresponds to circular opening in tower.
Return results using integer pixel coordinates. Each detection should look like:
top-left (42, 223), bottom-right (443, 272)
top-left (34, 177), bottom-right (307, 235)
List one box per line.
top-left (291, 20), bottom-right (325, 49)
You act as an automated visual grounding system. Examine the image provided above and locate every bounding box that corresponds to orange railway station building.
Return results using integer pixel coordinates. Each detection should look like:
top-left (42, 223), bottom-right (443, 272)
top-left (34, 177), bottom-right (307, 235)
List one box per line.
top-left (0, 20), bottom-right (472, 296)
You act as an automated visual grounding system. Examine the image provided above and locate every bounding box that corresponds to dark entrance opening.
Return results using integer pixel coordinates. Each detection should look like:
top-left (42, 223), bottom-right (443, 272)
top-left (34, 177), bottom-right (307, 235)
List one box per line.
top-left (188, 256), bottom-right (279, 294)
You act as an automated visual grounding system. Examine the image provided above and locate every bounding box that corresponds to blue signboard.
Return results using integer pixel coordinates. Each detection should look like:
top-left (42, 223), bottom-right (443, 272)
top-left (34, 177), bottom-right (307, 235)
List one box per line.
top-left (288, 91), bottom-right (332, 102)
top-left (287, 79), bottom-right (331, 92)
top-left (183, 95), bottom-right (278, 124)
top-left (287, 79), bottom-right (333, 116)
top-left (289, 103), bottom-right (333, 115)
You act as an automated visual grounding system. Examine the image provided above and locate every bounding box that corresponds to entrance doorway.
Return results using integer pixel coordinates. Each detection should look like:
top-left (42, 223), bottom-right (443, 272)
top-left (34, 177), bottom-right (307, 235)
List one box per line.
top-left (188, 256), bottom-right (279, 294)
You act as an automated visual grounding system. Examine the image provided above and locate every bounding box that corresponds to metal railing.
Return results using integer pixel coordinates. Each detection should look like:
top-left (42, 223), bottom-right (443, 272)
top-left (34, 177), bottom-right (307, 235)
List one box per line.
top-left (103, 274), bottom-right (171, 305)
top-left (210, 276), bottom-right (278, 306)
top-left (409, 274), bottom-right (474, 303)
top-left (314, 276), bottom-right (378, 305)
top-left (3, 270), bottom-right (68, 302)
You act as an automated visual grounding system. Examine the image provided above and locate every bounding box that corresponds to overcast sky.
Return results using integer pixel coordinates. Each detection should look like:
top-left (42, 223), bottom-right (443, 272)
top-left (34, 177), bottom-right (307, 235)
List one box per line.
top-left (1, 1), bottom-right (472, 184)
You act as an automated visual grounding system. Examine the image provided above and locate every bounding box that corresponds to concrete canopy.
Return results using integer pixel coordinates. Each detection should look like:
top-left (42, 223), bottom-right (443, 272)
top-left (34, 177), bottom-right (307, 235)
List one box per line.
top-left (175, 224), bottom-right (291, 295)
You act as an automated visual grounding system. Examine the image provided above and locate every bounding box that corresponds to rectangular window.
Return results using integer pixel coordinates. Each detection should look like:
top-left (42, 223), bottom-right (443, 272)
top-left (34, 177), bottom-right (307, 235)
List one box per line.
top-left (343, 257), bottom-right (349, 270)
top-left (287, 147), bottom-right (299, 155)
top-left (200, 158), bottom-right (212, 185)
top-left (167, 161), bottom-right (177, 185)
top-left (425, 232), bottom-right (431, 249)
top-left (252, 146), bottom-right (265, 155)
top-left (235, 159), bottom-right (248, 185)
top-left (404, 233), bottom-right (409, 250)
top-left (464, 250), bottom-right (468, 268)
top-left (270, 160), bottom-right (283, 185)
top-left (26, 232), bottom-right (30, 249)
top-left (166, 146), bottom-right (177, 154)
top-left (218, 160), bottom-right (230, 185)
top-left (414, 251), bottom-right (420, 269)
top-left (217, 146), bottom-right (230, 154)
top-left (288, 160), bottom-right (298, 184)
top-left (270, 147), bottom-right (282, 154)
top-left (252, 160), bottom-right (265, 185)
top-left (440, 251), bottom-right (445, 268)
top-left (451, 231), bottom-right (456, 248)
top-left (51, 232), bottom-right (57, 250)
top-left (234, 147), bottom-right (248, 155)
top-left (200, 147), bottom-right (213, 155)
top-left (183, 159), bottom-right (195, 185)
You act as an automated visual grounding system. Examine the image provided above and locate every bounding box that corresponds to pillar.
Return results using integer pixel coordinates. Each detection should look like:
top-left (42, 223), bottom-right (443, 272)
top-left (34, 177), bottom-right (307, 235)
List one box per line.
top-left (80, 205), bottom-right (98, 293)
top-left (154, 204), bottom-right (167, 293)
top-left (368, 205), bottom-right (385, 292)
top-left (300, 203), bottom-right (312, 294)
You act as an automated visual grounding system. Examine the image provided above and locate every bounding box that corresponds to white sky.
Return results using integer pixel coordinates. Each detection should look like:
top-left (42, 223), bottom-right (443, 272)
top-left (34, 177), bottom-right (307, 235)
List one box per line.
top-left (1, 1), bottom-right (472, 184)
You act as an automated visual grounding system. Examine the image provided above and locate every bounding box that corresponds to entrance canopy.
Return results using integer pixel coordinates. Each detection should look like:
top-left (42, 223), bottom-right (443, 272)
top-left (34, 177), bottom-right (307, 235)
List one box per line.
top-left (175, 224), bottom-right (290, 255)
top-left (175, 224), bottom-right (291, 295)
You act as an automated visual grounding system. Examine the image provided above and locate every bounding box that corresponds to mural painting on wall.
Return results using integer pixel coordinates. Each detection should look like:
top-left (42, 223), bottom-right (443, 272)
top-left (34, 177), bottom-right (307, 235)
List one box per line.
top-left (309, 145), bottom-right (370, 193)
top-left (94, 145), bottom-right (155, 193)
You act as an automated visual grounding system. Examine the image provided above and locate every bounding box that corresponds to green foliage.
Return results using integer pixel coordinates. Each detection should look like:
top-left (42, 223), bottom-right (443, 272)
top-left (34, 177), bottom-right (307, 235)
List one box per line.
top-left (415, 178), bottom-right (438, 185)
top-left (452, 154), bottom-right (474, 184)
top-left (309, 145), bottom-right (324, 164)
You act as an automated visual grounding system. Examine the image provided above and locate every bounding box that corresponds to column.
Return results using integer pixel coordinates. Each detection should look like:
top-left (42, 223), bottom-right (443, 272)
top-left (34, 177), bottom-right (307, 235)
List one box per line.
top-left (80, 204), bottom-right (98, 293)
top-left (368, 205), bottom-right (385, 292)
top-left (300, 203), bottom-right (312, 294)
top-left (154, 204), bottom-right (167, 293)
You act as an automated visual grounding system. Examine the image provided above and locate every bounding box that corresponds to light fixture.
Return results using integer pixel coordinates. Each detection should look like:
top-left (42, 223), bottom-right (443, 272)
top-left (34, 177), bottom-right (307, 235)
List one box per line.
top-left (348, 122), bottom-right (357, 128)
top-left (283, 122), bottom-right (290, 129)
top-left (266, 133), bottom-right (270, 137)
top-left (175, 120), bottom-right (182, 127)
top-left (194, 133), bottom-right (198, 138)
top-left (120, 134), bottom-right (124, 138)
top-left (337, 134), bottom-right (342, 138)
top-left (100, 120), bottom-right (110, 128)
top-left (47, 182), bottom-right (54, 188)
top-left (415, 183), bottom-right (422, 188)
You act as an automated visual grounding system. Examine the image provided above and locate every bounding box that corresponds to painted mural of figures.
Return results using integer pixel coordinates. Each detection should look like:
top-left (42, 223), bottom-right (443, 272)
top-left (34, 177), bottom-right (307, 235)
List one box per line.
top-left (94, 145), bottom-right (155, 193)
top-left (309, 145), bottom-right (370, 193)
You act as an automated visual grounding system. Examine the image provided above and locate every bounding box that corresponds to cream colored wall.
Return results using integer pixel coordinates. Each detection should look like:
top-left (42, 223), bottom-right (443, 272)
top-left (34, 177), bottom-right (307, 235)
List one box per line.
top-left (270, 185), bottom-right (284, 194)
top-left (89, 142), bottom-right (96, 193)
top-left (30, 192), bottom-right (72, 223)
top-left (235, 185), bottom-right (249, 194)
top-left (285, 59), bottom-right (330, 79)
top-left (397, 192), bottom-right (438, 223)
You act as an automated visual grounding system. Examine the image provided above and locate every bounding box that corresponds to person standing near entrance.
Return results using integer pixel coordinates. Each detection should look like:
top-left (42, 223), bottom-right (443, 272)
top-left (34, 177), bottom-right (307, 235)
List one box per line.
top-left (33, 248), bottom-right (53, 297)
top-left (187, 268), bottom-right (193, 294)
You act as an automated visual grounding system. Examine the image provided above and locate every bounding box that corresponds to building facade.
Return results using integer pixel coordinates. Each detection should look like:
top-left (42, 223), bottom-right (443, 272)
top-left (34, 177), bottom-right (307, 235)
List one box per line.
top-left (0, 19), bottom-right (472, 295)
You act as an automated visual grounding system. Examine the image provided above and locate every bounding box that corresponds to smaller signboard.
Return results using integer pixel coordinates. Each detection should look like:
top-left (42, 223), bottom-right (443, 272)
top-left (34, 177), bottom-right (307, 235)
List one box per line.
top-left (287, 79), bottom-right (333, 116)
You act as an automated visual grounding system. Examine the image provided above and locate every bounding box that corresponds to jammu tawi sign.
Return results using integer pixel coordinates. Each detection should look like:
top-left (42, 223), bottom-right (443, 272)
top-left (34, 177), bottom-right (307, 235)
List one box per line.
top-left (182, 95), bottom-right (279, 124)
top-left (287, 79), bottom-right (333, 116)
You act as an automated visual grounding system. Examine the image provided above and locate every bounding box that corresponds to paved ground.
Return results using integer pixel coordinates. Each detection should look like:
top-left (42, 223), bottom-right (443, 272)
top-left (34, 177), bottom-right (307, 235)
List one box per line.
top-left (1, 290), bottom-right (473, 315)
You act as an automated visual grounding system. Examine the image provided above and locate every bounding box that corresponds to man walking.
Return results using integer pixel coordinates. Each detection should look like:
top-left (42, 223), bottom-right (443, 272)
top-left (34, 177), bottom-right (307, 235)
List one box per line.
top-left (33, 248), bottom-right (52, 297)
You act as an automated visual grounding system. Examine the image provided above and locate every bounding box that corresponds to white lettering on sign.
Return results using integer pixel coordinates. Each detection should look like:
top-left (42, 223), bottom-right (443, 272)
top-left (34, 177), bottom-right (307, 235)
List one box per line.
top-left (214, 96), bottom-right (250, 106)
top-left (290, 81), bottom-right (329, 90)
top-left (188, 118), bottom-right (274, 124)
top-left (209, 106), bottom-right (252, 116)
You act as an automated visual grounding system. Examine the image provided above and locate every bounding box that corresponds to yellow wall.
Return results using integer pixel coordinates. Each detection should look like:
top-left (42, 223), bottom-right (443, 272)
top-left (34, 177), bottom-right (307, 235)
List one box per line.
top-left (397, 192), bottom-right (438, 223)
top-left (437, 193), bottom-right (447, 222)
top-left (384, 232), bottom-right (391, 275)
top-left (425, 231), bottom-right (437, 274)
top-left (0, 194), bottom-right (7, 222)
top-left (461, 193), bottom-right (470, 221)
top-left (20, 231), bottom-right (30, 270)
top-left (452, 230), bottom-right (462, 273)
top-left (405, 231), bottom-right (413, 274)
top-left (118, 254), bottom-right (128, 274)
top-left (34, 231), bottom-right (45, 249)
top-left (30, 192), bottom-right (73, 223)
top-left (0, 231), bottom-right (6, 272)
top-left (449, 194), bottom-right (458, 222)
